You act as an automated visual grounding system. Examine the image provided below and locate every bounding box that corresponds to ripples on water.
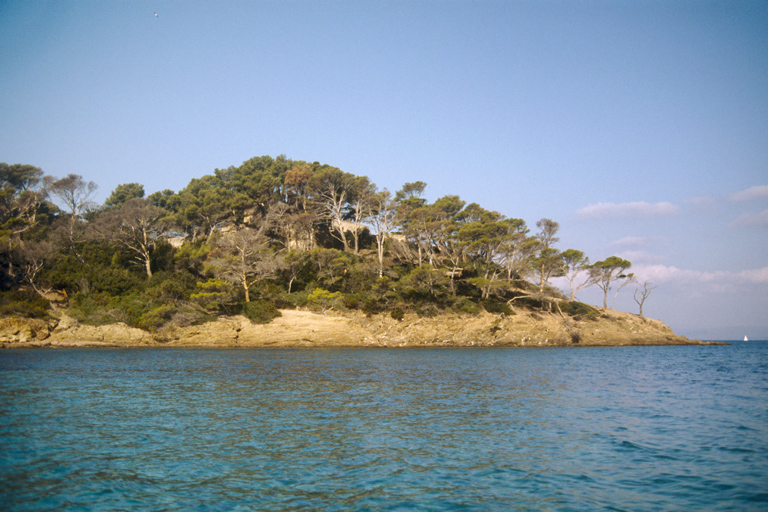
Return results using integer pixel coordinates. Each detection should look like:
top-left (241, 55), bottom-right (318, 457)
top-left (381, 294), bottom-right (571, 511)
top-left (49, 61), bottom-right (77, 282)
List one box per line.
top-left (1, 343), bottom-right (767, 511)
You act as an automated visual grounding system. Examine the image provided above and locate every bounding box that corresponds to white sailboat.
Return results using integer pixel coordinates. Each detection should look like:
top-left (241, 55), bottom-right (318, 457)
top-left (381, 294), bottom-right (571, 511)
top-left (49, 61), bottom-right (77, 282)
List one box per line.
top-left (744, 335), bottom-right (749, 342)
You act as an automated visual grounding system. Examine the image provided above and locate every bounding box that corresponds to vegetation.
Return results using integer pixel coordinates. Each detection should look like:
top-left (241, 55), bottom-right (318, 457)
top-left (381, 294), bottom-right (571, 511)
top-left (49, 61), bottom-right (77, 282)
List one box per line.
top-left (0, 156), bottom-right (647, 331)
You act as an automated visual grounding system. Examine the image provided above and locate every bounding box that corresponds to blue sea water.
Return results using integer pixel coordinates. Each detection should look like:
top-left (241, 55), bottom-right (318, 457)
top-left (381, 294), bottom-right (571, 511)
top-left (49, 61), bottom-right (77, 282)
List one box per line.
top-left (1, 342), bottom-right (767, 511)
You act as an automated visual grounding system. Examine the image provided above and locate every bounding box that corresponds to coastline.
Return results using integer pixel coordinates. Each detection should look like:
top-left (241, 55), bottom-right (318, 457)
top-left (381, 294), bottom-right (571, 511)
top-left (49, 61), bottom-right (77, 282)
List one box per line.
top-left (1, 308), bottom-right (726, 348)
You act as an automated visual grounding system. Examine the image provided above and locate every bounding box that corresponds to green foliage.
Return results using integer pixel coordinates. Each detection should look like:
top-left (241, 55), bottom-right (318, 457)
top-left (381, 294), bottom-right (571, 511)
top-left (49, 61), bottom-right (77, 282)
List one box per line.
top-left (558, 300), bottom-right (600, 320)
top-left (306, 288), bottom-right (344, 311)
top-left (341, 293), bottom-right (361, 310)
top-left (44, 252), bottom-right (144, 296)
top-left (136, 304), bottom-right (176, 331)
top-left (191, 278), bottom-right (234, 311)
top-left (390, 307), bottom-right (404, 321)
top-left (173, 240), bottom-right (213, 275)
top-left (453, 297), bottom-right (481, 314)
top-left (412, 302), bottom-right (440, 317)
top-left (104, 183), bottom-right (145, 207)
top-left (513, 296), bottom-right (547, 310)
top-left (144, 271), bottom-right (198, 303)
top-left (0, 156), bottom-right (619, 333)
top-left (0, 290), bottom-right (51, 318)
top-left (241, 299), bottom-right (282, 324)
top-left (481, 299), bottom-right (513, 315)
top-left (362, 298), bottom-right (383, 316)
top-left (399, 264), bottom-right (450, 302)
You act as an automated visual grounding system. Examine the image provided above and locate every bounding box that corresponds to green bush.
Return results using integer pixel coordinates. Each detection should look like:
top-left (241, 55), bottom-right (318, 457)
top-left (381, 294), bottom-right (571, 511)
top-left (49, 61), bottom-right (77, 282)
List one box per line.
top-left (362, 299), bottom-right (382, 317)
top-left (558, 301), bottom-right (600, 320)
top-left (144, 271), bottom-right (198, 302)
top-left (482, 299), bottom-right (513, 315)
top-left (191, 278), bottom-right (234, 312)
top-left (241, 300), bottom-right (282, 324)
top-left (454, 297), bottom-right (481, 314)
top-left (390, 307), bottom-right (405, 321)
top-left (0, 290), bottom-right (51, 318)
top-left (169, 307), bottom-right (216, 328)
top-left (306, 288), bottom-right (344, 311)
top-left (137, 304), bottom-right (177, 331)
top-left (69, 292), bottom-right (128, 326)
top-left (413, 303), bottom-right (440, 317)
top-left (342, 293), bottom-right (361, 310)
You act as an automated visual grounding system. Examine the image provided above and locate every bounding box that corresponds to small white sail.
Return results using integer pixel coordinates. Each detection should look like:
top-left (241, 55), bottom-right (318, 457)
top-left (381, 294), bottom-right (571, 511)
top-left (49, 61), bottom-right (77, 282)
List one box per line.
top-left (744, 335), bottom-right (749, 342)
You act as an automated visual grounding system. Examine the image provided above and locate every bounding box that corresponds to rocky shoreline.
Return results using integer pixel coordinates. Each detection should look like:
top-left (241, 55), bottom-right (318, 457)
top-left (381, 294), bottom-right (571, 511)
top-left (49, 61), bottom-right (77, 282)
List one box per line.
top-left (1, 308), bottom-right (726, 348)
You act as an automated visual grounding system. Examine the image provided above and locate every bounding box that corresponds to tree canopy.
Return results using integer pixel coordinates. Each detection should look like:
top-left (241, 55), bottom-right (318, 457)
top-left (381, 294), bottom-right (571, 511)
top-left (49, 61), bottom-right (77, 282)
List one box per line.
top-left (0, 156), bottom-right (644, 331)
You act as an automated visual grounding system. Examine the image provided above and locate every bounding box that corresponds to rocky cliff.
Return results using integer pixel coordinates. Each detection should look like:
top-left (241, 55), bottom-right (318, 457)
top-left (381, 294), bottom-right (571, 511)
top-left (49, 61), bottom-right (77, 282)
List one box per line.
top-left (1, 307), bottom-right (718, 348)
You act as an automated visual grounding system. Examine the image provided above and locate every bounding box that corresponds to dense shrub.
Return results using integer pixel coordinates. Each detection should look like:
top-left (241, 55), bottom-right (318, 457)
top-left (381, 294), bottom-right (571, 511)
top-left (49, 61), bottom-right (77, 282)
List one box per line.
top-left (390, 307), bottom-right (404, 321)
top-left (454, 297), bottom-right (481, 314)
top-left (144, 271), bottom-right (198, 303)
top-left (413, 303), bottom-right (440, 317)
top-left (306, 288), bottom-right (344, 311)
top-left (342, 293), bottom-right (362, 310)
top-left (137, 304), bottom-right (177, 331)
top-left (191, 278), bottom-right (234, 311)
top-left (241, 300), bottom-right (282, 324)
top-left (558, 301), bottom-right (600, 320)
top-left (0, 290), bottom-right (51, 318)
top-left (362, 299), bottom-right (383, 317)
top-left (168, 306), bottom-right (216, 328)
top-left (481, 299), bottom-right (513, 316)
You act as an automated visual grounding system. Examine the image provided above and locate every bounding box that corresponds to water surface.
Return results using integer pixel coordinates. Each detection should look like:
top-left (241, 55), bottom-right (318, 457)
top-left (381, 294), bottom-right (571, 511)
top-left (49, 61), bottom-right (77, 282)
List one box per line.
top-left (1, 343), bottom-right (766, 511)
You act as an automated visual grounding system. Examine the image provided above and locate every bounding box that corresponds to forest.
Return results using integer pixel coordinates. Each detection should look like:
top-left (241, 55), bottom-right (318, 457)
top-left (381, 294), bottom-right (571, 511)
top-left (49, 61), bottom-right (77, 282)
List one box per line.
top-left (0, 156), bottom-right (647, 331)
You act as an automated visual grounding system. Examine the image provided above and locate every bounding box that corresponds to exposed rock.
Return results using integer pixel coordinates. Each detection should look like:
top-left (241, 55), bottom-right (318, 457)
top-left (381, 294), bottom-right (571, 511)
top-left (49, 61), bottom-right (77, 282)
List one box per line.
top-left (0, 317), bottom-right (57, 345)
top-left (1, 308), bottom-right (722, 349)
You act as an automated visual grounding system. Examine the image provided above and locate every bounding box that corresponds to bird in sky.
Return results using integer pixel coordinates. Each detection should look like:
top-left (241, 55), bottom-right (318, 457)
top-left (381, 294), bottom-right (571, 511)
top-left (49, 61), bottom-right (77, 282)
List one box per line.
top-left (154, 12), bottom-right (158, 17)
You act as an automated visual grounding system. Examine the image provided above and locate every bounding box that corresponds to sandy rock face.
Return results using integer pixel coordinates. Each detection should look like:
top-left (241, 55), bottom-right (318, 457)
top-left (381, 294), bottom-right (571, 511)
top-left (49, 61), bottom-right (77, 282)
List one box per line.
top-left (46, 316), bottom-right (154, 347)
top-left (0, 317), bottom-right (56, 344)
top-left (2, 308), bottom-right (709, 349)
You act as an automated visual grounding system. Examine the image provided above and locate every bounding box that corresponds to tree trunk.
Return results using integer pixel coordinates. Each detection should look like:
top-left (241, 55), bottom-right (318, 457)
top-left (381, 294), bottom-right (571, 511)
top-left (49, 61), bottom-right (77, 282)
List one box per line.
top-left (376, 234), bottom-right (385, 278)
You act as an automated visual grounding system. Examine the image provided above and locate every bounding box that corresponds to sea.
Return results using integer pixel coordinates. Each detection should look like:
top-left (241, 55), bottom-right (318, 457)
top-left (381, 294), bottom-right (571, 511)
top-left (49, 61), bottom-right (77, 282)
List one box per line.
top-left (1, 342), bottom-right (766, 511)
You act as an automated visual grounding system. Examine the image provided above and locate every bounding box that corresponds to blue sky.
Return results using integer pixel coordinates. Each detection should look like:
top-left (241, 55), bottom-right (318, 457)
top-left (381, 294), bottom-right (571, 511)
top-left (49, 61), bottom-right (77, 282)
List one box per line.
top-left (1, 0), bottom-right (766, 339)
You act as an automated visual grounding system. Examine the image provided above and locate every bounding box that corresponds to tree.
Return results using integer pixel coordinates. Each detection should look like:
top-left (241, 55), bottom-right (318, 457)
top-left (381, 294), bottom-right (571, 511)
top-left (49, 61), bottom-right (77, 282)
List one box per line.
top-left (634, 280), bottom-right (656, 317)
top-left (457, 204), bottom-right (507, 298)
top-left (532, 247), bottom-right (564, 293)
top-left (172, 175), bottom-right (232, 240)
top-left (560, 249), bottom-right (591, 301)
top-left (0, 163), bottom-right (44, 191)
top-left (49, 174), bottom-right (97, 219)
top-left (307, 166), bottom-right (358, 252)
top-left (104, 183), bottom-right (145, 207)
top-left (535, 218), bottom-right (559, 249)
top-left (284, 163), bottom-right (313, 211)
top-left (208, 218), bottom-right (276, 302)
top-left (611, 272), bottom-right (636, 309)
top-left (497, 219), bottom-right (535, 282)
top-left (0, 164), bottom-right (52, 272)
top-left (393, 181), bottom-right (428, 264)
top-left (92, 198), bottom-right (167, 278)
top-left (347, 175), bottom-right (376, 254)
top-left (15, 240), bottom-right (56, 296)
top-left (395, 181), bottom-right (427, 204)
top-left (280, 249), bottom-right (310, 294)
top-left (534, 218), bottom-right (560, 291)
top-left (430, 196), bottom-right (467, 289)
top-left (368, 189), bottom-right (399, 277)
top-left (49, 174), bottom-right (97, 261)
top-left (589, 256), bottom-right (632, 309)
top-left (0, 164), bottom-right (51, 240)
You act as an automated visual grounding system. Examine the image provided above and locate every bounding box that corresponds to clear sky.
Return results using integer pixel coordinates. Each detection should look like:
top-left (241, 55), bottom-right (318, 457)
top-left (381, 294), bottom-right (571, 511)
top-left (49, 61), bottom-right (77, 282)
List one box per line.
top-left (1, 0), bottom-right (766, 339)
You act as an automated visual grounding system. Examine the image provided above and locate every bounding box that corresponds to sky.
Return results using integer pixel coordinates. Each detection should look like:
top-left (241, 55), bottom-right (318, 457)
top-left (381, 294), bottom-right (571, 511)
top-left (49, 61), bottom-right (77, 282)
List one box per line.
top-left (1, 0), bottom-right (766, 340)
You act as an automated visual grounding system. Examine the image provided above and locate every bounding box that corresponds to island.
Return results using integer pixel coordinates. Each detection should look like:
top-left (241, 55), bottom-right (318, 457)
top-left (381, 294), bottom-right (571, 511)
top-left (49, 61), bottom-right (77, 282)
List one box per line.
top-left (0, 158), bottom-right (722, 348)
